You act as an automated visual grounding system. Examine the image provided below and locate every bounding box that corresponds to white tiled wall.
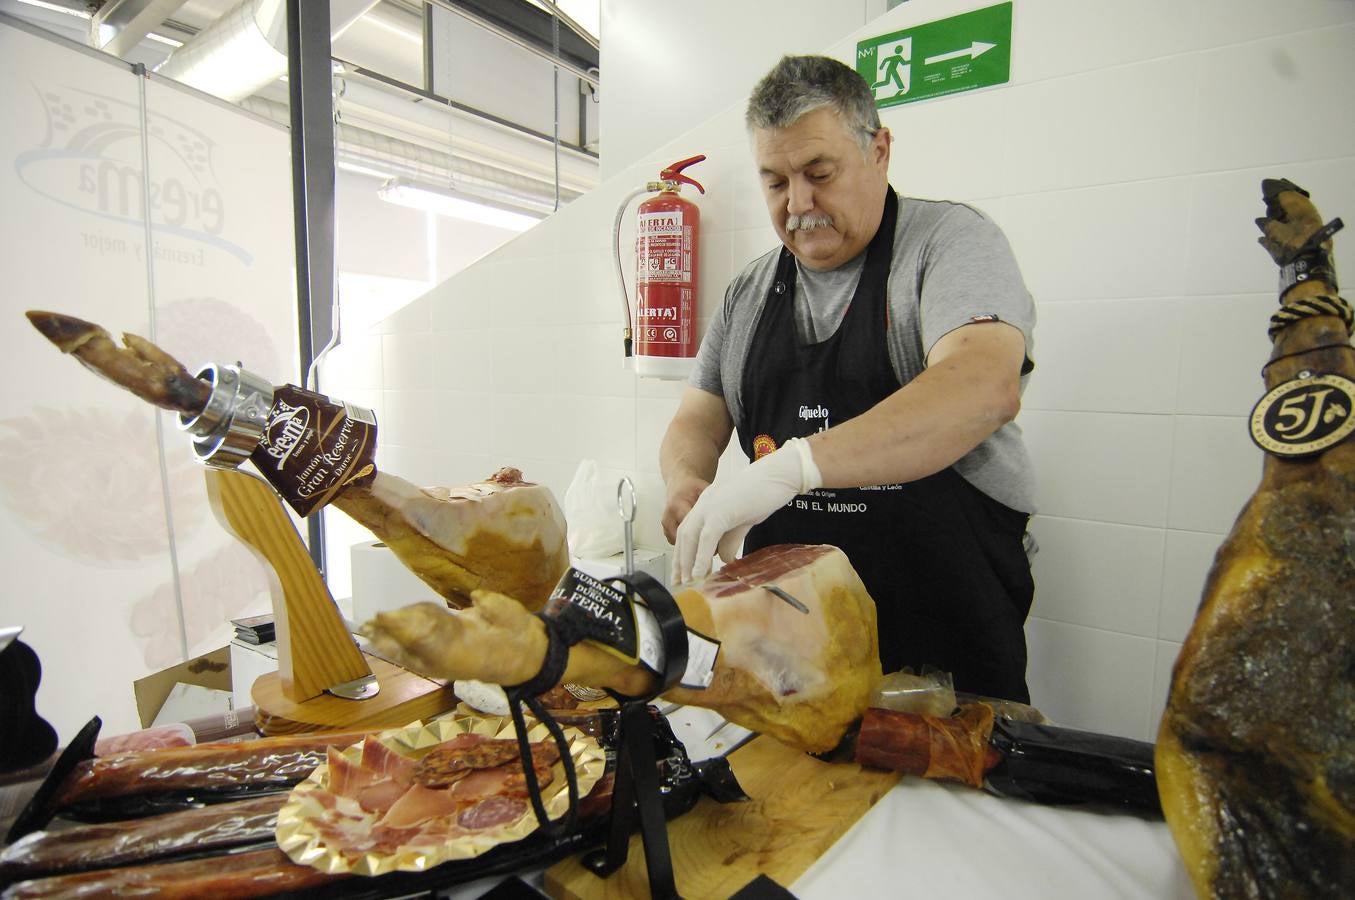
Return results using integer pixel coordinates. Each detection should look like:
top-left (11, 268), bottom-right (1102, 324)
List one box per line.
top-left (323, 0), bottom-right (1355, 742)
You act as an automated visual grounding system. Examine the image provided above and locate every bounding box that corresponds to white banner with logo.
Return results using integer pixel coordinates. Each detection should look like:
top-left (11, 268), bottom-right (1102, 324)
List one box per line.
top-left (0, 17), bottom-right (297, 741)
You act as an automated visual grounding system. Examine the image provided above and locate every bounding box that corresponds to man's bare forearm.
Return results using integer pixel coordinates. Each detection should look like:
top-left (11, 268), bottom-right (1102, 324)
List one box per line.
top-left (809, 323), bottom-right (1026, 489)
top-left (660, 425), bottom-right (722, 487)
top-left (660, 388), bottom-right (734, 486)
top-left (660, 387), bottom-right (735, 541)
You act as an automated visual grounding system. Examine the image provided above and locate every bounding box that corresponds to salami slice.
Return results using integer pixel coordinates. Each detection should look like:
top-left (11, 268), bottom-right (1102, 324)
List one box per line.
top-left (457, 795), bottom-right (527, 831)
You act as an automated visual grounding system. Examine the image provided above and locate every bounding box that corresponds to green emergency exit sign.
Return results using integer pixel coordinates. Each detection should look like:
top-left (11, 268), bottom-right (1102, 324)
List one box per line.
top-left (856, 2), bottom-right (1012, 109)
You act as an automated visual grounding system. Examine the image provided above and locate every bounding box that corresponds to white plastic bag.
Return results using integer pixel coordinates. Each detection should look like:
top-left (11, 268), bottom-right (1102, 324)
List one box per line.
top-left (563, 459), bottom-right (624, 558)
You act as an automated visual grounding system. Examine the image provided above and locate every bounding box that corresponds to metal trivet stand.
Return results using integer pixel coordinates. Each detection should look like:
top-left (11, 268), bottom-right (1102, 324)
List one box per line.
top-left (579, 479), bottom-right (689, 899)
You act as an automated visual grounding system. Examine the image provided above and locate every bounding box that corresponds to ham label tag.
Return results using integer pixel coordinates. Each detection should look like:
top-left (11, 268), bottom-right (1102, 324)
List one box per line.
top-left (250, 386), bottom-right (378, 516)
top-left (1250, 372), bottom-right (1355, 458)
top-left (543, 568), bottom-right (721, 686)
top-left (544, 568), bottom-right (647, 670)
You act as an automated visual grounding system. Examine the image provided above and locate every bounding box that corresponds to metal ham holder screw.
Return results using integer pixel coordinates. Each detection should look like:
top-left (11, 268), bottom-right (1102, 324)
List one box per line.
top-left (581, 477), bottom-right (689, 899)
top-left (177, 363), bottom-right (274, 467)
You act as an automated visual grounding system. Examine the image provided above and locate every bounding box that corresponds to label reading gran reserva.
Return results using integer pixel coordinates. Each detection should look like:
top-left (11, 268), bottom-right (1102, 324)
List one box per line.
top-left (250, 385), bottom-right (378, 516)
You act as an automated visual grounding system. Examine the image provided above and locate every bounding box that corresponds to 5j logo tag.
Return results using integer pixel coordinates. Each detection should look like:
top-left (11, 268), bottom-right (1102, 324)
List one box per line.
top-left (1250, 372), bottom-right (1355, 457)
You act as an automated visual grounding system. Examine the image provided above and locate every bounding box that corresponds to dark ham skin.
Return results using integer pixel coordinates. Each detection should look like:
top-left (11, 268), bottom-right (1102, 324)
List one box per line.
top-left (1, 848), bottom-right (342, 899)
top-left (1156, 182), bottom-right (1355, 896)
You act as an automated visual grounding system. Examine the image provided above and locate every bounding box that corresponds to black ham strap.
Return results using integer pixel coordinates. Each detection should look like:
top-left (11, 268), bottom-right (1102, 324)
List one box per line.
top-left (503, 687), bottom-right (580, 840)
top-left (604, 571), bottom-right (690, 703)
top-left (504, 569), bottom-right (688, 846)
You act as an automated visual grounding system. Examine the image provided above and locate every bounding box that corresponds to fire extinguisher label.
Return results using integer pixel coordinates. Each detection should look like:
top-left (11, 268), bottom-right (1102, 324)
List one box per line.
top-left (637, 210), bottom-right (690, 283)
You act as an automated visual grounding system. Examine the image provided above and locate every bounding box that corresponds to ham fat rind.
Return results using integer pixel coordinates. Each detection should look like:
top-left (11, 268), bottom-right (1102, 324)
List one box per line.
top-left (1155, 180), bottom-right (1355, 896)
top-left (362, 544), bottom-right (883, 753)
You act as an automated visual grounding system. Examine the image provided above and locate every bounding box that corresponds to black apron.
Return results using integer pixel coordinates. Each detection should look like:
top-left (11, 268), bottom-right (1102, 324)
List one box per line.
top-left (738, 189), bottom-right (1034, 703)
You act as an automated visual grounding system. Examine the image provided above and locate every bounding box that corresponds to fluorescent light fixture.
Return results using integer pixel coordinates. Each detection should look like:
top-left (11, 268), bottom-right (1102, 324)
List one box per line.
top-left (16, 0), bottom-right (89, 17)
top-left (377, 178), bottom-right (546, 233)
top-left (337, 160), bottom-right (397, 180)
top-left (146, 31), bottom-right (185, 48)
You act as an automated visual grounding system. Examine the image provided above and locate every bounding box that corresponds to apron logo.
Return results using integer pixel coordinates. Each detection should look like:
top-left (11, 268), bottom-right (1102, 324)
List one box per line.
top-left (752, 434), bottom-right (778, 460)
top-left (798, 404), bottom-right (831, 432)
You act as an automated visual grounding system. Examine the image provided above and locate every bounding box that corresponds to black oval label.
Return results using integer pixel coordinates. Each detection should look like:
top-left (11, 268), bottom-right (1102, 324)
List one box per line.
top-left (1249, 372), bottom-right (1355, 457)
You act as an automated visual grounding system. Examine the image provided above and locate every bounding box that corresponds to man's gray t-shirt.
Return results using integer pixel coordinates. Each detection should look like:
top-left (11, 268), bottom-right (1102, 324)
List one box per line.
top-left (690, 195), bottom-right (1037, 513)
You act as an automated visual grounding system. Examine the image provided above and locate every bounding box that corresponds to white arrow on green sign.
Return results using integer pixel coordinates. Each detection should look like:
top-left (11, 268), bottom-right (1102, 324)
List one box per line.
top-left (856, 2), bottom-right (1012, 109)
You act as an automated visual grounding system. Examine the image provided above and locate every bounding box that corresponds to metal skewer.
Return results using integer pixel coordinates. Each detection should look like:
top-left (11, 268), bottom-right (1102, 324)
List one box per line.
top-left (617, 476), bottom-right (636, 578)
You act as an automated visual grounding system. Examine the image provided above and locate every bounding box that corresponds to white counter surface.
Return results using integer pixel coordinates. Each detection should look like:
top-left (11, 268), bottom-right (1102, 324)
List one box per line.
top-left (793, 776), bottom-right (1193, 899)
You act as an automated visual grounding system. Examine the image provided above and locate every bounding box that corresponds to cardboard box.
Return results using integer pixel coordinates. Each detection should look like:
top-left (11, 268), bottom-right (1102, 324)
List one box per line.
top-left (133, 646), bottom-right (233, 729)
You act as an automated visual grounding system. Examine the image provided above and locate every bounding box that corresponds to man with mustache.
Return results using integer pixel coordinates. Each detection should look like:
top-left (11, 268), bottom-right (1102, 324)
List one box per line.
top-left (660, 55), bottom-right (1037, 703)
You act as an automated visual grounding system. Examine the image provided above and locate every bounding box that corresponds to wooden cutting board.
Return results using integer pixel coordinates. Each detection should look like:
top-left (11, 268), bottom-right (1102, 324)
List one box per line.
top-left (545, 737), bottom-right (903, 898)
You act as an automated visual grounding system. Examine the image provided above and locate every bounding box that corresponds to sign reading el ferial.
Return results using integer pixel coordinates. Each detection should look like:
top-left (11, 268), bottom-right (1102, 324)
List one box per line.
top-left (857, 2), bottom-right (1012, 110)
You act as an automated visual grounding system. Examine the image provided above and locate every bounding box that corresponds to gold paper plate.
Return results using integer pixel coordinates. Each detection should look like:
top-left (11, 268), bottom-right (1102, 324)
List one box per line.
top-left (276, 713), bottom-right (606, 876)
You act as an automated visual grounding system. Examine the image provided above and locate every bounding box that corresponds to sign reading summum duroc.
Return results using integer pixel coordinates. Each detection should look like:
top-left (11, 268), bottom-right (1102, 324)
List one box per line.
top-left (856, 2), bottom-right (1012, 110)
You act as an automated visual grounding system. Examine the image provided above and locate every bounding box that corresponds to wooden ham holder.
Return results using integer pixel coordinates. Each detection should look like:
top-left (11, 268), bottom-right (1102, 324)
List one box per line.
top-left (205, 468), bottom-right (456, 735)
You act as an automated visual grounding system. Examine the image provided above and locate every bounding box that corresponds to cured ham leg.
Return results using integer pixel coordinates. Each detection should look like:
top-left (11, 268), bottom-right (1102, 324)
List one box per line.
top-left (331, 467), bottom-right (567, 611)
top-left (25, 311), bottom-right (569, 611)
top-left (362, 544), bottom-right (883, 754)
top-left (1156, 180), bottom-right (1355, 896)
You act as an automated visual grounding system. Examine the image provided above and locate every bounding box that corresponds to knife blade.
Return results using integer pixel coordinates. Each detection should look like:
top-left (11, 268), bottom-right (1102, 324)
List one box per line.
top-left (704, 716), bottom-right (735, 742)
top-left (763, 583), bottom-right (809, 614)
top-left (726, 571), bottom-right (810, 614)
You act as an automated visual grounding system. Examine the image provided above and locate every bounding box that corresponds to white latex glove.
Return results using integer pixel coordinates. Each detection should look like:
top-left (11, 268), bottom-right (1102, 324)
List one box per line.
top-left (673, 437), bottom-right (823, 584)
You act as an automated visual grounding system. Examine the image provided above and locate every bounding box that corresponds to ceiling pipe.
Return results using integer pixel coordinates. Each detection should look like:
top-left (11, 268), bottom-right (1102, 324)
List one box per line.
top-left (154, 0), bottom-right (379, 102)
top-left (89, 0), bottom-right (188, 58)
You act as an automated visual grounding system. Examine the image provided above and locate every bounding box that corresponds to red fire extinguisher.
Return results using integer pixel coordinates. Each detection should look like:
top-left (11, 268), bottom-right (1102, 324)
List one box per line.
top-left (631, 155), bottom-right (704, 379)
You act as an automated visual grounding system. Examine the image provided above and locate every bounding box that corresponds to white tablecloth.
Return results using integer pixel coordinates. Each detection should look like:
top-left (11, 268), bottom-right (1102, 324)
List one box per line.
top-left (792, 777), bottom-right (1194, 899)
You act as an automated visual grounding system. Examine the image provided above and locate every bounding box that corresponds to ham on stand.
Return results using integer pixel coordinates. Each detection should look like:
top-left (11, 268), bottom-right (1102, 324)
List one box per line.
top-left (362, 543), bottom-right (884, 755)
top-left (24, 311), bottom-right (569, 612)
top-left (1156, 179), bottom-right (1355, 896)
